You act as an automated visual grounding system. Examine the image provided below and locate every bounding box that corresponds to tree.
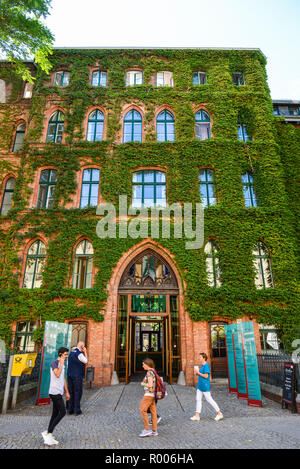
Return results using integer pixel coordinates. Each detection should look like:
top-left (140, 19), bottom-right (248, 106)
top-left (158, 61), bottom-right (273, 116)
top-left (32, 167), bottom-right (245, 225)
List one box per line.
top-left (0, 0), bottom-right (54, 82)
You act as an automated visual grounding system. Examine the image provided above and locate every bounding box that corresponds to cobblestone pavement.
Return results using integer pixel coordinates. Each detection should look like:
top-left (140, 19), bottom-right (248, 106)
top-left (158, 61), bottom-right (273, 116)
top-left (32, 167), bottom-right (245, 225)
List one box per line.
top-left (0, 382), bottom-right (299, 449)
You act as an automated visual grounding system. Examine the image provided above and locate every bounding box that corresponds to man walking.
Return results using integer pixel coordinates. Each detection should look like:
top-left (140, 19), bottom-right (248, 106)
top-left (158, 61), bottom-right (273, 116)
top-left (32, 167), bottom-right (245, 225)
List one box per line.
top-left (67, 341), bottom-right (88, 415)
top-left (42, 346), bottom-right (70, 446)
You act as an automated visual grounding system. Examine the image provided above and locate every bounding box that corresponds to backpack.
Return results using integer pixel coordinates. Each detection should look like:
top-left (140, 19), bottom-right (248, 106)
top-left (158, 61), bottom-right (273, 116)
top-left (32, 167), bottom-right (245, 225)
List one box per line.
top-left (150, 369), bottom-right (167, 400)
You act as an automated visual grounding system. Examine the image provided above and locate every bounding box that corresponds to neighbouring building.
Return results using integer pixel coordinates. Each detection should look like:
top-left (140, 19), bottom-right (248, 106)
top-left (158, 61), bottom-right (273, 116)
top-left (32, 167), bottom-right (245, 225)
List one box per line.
top-left (0, 48), bottom-right (299, 387)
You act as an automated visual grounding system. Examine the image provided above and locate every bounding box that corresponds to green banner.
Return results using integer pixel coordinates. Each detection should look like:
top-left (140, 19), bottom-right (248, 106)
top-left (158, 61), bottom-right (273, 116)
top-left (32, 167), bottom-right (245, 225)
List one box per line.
top-left (36, 321), bottom-right (72, 405)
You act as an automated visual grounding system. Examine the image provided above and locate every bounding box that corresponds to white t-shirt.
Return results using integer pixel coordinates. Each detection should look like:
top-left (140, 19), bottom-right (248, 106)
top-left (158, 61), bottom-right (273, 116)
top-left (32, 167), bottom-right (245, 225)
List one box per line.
top-left (49, 359), bottom-right (65, 395)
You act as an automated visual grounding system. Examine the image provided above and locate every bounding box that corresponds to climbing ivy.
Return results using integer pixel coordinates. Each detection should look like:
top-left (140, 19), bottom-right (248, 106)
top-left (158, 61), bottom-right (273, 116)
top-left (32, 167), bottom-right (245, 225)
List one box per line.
top-left (0, 49), bottom-right (299, 349)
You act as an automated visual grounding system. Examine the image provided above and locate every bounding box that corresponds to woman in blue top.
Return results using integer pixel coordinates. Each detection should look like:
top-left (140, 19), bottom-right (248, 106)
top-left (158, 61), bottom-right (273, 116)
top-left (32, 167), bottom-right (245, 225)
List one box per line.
top-left (190, 352), bottom-right (223, 422)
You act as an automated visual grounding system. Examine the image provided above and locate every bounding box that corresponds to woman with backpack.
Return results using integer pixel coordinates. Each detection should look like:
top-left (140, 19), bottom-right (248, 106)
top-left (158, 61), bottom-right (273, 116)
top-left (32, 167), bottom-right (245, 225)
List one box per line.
top-left (139, 358), bottom-right (158, 437)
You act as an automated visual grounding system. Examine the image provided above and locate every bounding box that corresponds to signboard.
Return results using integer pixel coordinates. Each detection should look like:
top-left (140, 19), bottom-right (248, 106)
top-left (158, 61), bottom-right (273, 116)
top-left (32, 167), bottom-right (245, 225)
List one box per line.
top-left (241, 322), bottom-right (262, 407)
top-left (36, 321), bottom-right (72, 406)
top-left (224, 321), bottom-right (262, 407)
top-left (224, 325), bottom-right (237, 393)
top-left (232, 323), bottom-right (248, 400)
top-left (282, 362), bottom-right (297, 413)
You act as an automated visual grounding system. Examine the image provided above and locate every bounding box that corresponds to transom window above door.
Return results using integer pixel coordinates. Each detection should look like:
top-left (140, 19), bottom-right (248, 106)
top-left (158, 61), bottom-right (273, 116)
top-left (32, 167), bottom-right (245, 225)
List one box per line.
top-left (119, 250), bottom-right (178, 290)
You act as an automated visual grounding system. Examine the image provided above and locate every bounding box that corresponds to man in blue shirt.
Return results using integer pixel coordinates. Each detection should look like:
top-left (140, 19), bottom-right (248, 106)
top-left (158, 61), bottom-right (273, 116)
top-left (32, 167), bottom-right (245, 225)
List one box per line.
top-left (67, 342), bottom-right (88, 415)
top-left (190, 352), bottom-right (223, 422)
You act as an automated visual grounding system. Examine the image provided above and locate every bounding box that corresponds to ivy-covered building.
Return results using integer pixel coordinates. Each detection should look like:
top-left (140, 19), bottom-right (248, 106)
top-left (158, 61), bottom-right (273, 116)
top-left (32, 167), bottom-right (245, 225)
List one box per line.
top-left (0, 48), bottom-right (299, 387)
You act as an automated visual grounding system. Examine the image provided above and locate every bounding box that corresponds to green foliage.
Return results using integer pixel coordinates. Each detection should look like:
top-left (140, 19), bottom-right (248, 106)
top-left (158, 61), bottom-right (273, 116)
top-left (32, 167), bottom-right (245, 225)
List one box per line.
top-left (0, 48), bottom-right (299, 348)
top-left (0, 0), bottom-right (54, 82)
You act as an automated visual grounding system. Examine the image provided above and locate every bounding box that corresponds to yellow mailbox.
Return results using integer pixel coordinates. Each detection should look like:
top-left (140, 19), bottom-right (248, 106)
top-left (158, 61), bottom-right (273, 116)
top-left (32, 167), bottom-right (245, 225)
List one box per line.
top-left (11, 353), bottom-right (37, 377)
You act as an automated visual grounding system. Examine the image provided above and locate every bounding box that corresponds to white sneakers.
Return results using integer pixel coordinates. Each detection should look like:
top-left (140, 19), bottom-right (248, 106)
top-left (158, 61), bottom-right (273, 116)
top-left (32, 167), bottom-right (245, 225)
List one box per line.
top-left (41, 431), bottom-right (59, 445)
top-left (190, 413), bottom-right (224, 422)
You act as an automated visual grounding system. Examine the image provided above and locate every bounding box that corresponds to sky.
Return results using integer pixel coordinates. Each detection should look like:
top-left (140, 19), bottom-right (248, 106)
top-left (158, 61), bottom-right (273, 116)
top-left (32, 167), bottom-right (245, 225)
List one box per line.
top-left (45, 0), bottom-right (300, 100)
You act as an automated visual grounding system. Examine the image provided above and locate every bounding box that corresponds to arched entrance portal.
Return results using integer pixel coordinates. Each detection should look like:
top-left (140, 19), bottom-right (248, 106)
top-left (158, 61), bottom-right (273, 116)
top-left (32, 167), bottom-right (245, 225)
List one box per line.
top-left (116, 249), bottom-right (180, 383)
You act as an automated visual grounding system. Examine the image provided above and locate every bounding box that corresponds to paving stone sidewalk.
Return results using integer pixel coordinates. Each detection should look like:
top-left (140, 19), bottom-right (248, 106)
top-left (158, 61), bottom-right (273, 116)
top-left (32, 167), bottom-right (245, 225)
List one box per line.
top-left (0, 382), bottom-right (299, 449)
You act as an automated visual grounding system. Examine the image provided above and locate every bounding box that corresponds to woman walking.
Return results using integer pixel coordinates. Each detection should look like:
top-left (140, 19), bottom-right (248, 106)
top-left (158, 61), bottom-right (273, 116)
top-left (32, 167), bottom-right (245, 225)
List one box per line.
top-left (139, 358), bottom-right (158, 437)
top-left (190, 352), bottom-right (223, 422)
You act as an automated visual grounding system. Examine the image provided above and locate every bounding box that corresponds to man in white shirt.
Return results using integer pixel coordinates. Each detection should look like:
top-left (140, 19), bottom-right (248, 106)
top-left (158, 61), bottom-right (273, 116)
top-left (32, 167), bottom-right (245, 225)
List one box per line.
top-left (67, 342), bottom-right (88, 415)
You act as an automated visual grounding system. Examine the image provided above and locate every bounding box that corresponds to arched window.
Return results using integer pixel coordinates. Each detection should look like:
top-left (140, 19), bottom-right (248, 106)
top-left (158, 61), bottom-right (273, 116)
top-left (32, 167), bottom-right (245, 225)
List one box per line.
top-left (156, 110), bottom-right (175, 142)
top-left (253, 242), bottom-right (274, 289)
top-left (123, 110), bottom-right (142, 143)
top-left (132, 170), bottom-right (166, 208)
top-left (204, 240), bottom-right (222, 287)
top-left (80, 168), bottom-right (100, 208)
top-left (13, 123), bottom-right (26, 152)
top-left (195, 110), bottom-right (211, 140)
top-left (91, 70), bottom-right (107, 87)
top-left (87, 110), bottom-right (104, 141)
top-left (46, 111), bottom-right (64, 143)
top-left (1, 178), bottom-right (16, 215)
top-left (23, 240), bottom-right (46, 289)
top-left (242, 172), bottom-right (257, 207)
top-left (54, 71), bottom-right (70, 87)
top-left (199, 169), bottom-right (216, 207)
top-left (72, 240), bottom-right (94, 289)
top-left (36, 169), bottom-right (57, 208)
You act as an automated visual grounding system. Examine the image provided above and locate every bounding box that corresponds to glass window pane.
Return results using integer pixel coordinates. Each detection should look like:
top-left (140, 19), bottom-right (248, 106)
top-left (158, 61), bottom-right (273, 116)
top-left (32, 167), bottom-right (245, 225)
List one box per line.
top-left (91, 169), bottom-right (100, 182)
top-left (1, 192), bottom-right (13, 215)
top-left (92, 71), bottom-right (99, 86)
top-left (144, 171), bottom-right (154, 183)
top-left (87, 122), bottom-right (95, 141)
top-left (132, 172), bottom-right (143, 183)
top-left (100, 72), bottom-right (107, 86)
top-left (95, 122), bottom-right (103, 141)
top-left (144, 185), bottom-right (154, 199)
top-left (133, 123), bottom-right (142, 141)
top-left (83, 169), bottom-right (91, 181)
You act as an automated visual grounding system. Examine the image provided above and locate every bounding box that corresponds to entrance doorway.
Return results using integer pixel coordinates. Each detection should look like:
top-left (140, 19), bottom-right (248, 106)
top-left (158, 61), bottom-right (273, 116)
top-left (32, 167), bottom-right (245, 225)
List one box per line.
top-left (115, 249), bottom-right (180, 384)
top-left (210, 323), bottom-right (228, 378)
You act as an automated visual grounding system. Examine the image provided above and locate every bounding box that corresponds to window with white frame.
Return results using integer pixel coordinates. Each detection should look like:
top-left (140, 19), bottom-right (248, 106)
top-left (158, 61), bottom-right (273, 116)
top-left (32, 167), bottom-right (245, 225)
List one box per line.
top-left (72, 240), bottom-right (94, 289)
top-left (54, 71), bottom-right (70, 87)
top-left (204, 240), bottom-right (222, 287)
top-left (195, 110), bottom-right (211, 140)
top-left (253, 242), bottom-right (274, 289)
top-left (23, 240), bottom-right (46, 289)
top-left (91, 70), bottom-right (107, 87)
top-left (125, 71), bottom-right (143, 86)
top-left (156, 71), bottom-right (174, 87)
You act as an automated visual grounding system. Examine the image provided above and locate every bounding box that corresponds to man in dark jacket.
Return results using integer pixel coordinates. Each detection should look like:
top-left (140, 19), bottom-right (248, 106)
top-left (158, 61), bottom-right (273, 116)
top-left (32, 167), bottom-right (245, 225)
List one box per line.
top-left (67, 342), bottom-right (88, 415)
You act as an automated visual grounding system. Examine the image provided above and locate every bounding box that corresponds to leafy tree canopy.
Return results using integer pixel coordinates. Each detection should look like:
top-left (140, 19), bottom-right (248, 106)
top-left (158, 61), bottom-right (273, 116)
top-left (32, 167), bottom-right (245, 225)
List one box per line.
top-left (0, 0), bottom-right (54, 82)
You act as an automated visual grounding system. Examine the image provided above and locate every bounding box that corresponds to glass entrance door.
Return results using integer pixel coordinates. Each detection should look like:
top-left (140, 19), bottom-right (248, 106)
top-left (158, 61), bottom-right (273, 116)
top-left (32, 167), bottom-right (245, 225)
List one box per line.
top-left (134, 319), bottom-right (164, 373)
top-left (116, 294), bottom-right (180, 383)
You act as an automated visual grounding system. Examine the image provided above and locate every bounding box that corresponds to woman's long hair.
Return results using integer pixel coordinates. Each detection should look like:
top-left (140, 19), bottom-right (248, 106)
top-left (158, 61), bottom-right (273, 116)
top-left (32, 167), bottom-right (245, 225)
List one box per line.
top-left (143, 358), bottom-right (155, 369)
